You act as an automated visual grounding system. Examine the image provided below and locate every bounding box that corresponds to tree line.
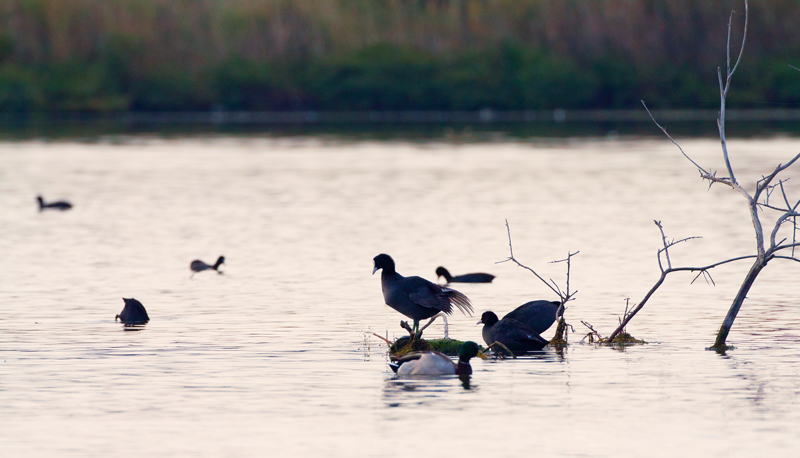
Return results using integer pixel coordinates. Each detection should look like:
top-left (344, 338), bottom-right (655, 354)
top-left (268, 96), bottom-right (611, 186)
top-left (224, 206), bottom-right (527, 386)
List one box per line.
top-left (0, 0), bottom-right (798, 113)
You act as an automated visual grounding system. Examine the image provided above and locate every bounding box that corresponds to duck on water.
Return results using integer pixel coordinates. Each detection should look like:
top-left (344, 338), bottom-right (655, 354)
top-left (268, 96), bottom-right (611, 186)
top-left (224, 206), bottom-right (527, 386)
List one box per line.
top-left (115, 298), bottom-right (149, 325)
top-left (389, 341), bottom-right (487, 375)
top-left (373, 254), bottom-right (472, 336)
top-left (37, 195), bottom-right (72, 211)
top-left (435, 266), bottom-right (494, 284)
top-left (190, 256), bottom-right (225, 277)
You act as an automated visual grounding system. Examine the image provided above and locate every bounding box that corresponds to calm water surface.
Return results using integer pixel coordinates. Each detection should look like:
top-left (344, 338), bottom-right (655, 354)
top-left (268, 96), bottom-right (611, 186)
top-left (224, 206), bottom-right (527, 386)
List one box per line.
top-left (1, 135), bottom-right (799, 457)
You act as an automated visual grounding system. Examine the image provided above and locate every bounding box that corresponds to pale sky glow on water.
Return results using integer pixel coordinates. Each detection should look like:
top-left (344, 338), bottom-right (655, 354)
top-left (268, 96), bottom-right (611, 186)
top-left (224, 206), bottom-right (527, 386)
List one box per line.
top-left (1, 135), bottom-right (799, 457)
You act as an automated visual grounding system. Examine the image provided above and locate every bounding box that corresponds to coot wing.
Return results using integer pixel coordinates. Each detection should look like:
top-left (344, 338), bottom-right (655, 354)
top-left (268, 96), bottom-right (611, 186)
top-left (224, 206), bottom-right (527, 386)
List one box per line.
top-left (494, 318), bottom-right (549, 346)
top-left (405, 276), bottom-right (462, 315)
top-left (452, 272), bottom-right (495, 283)
top-left (505, 300), bottom-right (560, 335)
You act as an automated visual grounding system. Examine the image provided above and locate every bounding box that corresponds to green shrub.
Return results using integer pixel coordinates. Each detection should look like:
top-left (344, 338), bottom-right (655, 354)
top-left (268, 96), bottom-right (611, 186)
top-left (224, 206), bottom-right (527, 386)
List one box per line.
top-left (41, 60), bottom-right (130, 111)
top-left (0, 64), bottom-right (44, 112)
top-left (214, 58), bottom-right (305, 110)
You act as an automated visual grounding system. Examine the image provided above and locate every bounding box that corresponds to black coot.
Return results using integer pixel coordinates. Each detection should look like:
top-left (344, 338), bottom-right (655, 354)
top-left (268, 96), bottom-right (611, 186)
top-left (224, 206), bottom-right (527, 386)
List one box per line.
top-left (435, 266), bottom-right (494, 284)
top-left (478, 300), bottom-right (560, 354)
top-left (37, 195), bottom-right (72, 211)
top-left (190, 256), bottom-right (225, 277)
top-left (503, 300), bottom-right (561, 335)
top-left (115, 298), bottom-right (150, 325)
top-left (373, 254), bottom-right (473, 335)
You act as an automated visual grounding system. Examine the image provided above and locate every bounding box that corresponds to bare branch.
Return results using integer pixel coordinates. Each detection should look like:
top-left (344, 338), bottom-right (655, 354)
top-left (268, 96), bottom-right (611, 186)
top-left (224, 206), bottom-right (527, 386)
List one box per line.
top-left (497, 219), bottom-right (564, 298)
top-left (655, 220), bottom-right (702, 273)
top-left (607, 222), bottom-right (754, 343)
top-left (754, 153), bottom-right (800, 201)
top-left (372, 333), bottom-right (392, 346)
top-left (579, 321), bottom-right (603, 344)
top-left (498, 220), bottom-right (578, 345)
top-left (772, 242), bottom-right (800, 253)
top-left (718, 0), bottom-right (748, 184)
top-left (770, 208), bottom-right (800, 250)
top-left (656, 220), bottom-right (672, 269)
top-left (779, 180), bottom-right (793, 210)
top-left (758, 202), bottom-right (793, 213)
top-left (641, 101), bottom-right (710, 175)
top-left (608, 271), bottom-right (666, 343)
top-left (608, 249), bottom-right (751, 343)
top-left (728, 2), bottom-right (748, 78)
top-left (668, 255), bottom-right (757, 273)
top-left (691, 270), bottom-right (716, 286)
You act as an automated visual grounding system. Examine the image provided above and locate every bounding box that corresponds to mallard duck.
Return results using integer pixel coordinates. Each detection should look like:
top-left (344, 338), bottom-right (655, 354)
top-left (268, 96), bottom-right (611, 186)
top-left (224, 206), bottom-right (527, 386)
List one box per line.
top-left (190, 256), bottom-right (225, 277)
top-left (478, 300), bottom-right (560, 354)
top-left (373, 254), bottom-right (472, 335)
top-left (115, 298), bottom-right (149, 325)
top-left (435, 266), bottom-right (495, 284)
top-left (37, 195), bottom-right (72, 211)
top-left (389, 341), bottom-right (487, 375)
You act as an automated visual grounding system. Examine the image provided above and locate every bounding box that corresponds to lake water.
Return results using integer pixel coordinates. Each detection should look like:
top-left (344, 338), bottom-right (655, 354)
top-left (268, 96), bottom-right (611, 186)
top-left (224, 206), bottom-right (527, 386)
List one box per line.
top-left (1, 133), bottom-right (799, 457)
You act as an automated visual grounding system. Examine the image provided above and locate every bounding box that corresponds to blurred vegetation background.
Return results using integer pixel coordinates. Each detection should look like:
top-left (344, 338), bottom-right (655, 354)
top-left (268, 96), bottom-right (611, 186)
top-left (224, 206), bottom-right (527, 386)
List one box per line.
top-left (0, 0), bottom-right (798, 113)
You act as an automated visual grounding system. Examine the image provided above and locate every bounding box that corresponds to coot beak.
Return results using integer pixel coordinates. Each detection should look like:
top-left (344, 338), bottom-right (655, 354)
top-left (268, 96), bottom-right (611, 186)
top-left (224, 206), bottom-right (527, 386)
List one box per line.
top-left (372, 266), bottom-right (379, 275)
top-left (477, 350), bottom-right (489, 360)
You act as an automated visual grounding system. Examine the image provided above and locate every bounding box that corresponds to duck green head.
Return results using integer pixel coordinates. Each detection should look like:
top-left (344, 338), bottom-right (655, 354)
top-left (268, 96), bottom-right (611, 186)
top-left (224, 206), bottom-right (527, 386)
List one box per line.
top-left (458, 341), bottom-right (488, 362)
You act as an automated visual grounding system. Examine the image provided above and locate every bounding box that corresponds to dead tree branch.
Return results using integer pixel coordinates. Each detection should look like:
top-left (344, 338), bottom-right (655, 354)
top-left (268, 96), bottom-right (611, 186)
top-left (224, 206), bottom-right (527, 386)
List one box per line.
top-left (643, 0), bottom-right (800, 349)
top-left (607, 221), bottom-right (757, 342)
top-left (497, 219), bottom-right (578, 343)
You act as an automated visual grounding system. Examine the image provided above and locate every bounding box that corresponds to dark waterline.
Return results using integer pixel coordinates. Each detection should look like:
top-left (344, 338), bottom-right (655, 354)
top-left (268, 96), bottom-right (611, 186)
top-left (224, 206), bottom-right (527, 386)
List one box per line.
top-left (2, 110), bottom-right (800, 141)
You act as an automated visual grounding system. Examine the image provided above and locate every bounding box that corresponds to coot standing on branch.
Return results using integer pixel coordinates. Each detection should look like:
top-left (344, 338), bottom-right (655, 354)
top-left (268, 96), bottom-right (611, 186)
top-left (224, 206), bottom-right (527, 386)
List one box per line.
top-left (435, 266), bottom-right (495, 284)
top-left (37, 195), bottom-right (72, 211)
top-left (190, 256), bottom-right (225, 277)
top-left (373, 253), bottom-right (473, 336)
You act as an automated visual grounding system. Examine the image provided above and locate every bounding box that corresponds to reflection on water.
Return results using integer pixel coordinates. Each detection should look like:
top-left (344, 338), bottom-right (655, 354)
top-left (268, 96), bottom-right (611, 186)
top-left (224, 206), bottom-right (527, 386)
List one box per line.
top-left (384, 375), bottom-right (475, 407)
top-left (1, 135), bottom-right (799, 457)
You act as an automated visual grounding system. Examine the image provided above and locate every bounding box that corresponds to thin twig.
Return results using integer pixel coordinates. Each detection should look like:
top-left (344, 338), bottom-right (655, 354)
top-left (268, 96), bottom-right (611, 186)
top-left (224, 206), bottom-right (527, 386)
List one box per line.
top-left (641, 101), bottom-right (709, 175)
top-left (718, 0), bottom-right (748, 185)
top-left (497, 220), bottom-right (577, 343)
top-left (496, 219), bottom-right (564, 298)
top-left (487, 341), bottom-right (516, 358)
top-left (372, 333), bottom-right (392, 346)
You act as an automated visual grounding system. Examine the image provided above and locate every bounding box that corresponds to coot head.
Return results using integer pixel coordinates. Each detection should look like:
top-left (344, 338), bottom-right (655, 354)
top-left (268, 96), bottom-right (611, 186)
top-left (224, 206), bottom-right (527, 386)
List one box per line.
top-left (372, 253), bottom-right (395, 275)
top-left (477, 311), bottom-right (499, 326)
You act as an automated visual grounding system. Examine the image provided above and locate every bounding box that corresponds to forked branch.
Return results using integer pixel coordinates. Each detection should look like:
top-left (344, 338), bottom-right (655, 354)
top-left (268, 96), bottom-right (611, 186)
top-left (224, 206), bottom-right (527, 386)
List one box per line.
top-left (607, 221), bottom-right (753, 342)
top-left (497, 219), bottom-right (578, 343)
top-left (497, 219), bottom-right (578, 305)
